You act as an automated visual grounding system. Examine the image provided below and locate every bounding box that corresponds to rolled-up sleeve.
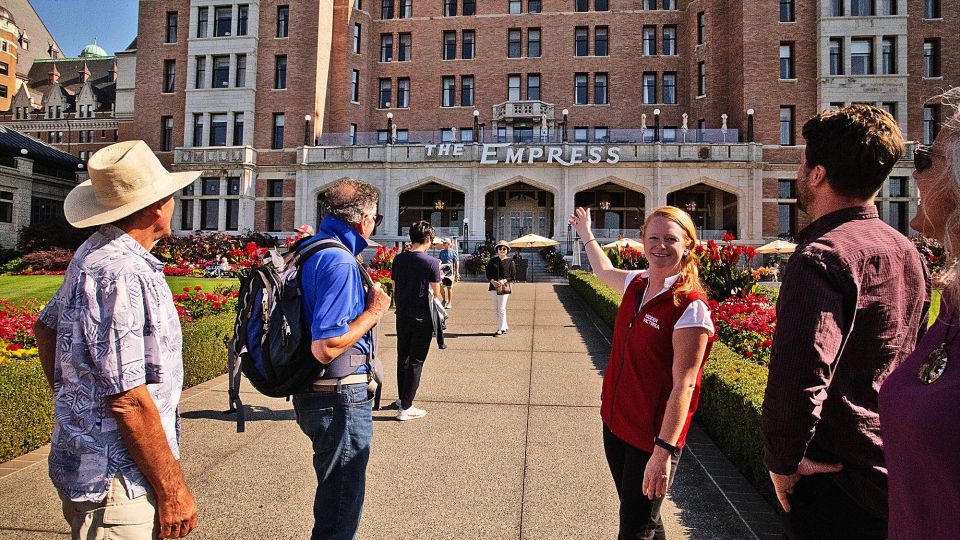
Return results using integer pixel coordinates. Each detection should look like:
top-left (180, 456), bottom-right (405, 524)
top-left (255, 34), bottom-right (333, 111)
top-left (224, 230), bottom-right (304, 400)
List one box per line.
top-left (761, 253), bottom-right (848, 475)
top-left (82, 273), bottom-right (149, 396)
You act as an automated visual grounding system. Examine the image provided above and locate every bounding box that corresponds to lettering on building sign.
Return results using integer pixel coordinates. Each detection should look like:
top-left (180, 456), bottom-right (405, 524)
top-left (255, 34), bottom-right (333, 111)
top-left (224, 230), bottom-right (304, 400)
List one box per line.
top-left (425, 143), bottom-right (621, 166)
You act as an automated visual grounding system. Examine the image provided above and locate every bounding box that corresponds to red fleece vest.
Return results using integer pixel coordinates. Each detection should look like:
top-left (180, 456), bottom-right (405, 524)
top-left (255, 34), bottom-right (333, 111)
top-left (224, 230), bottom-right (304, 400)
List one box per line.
top-left (600, 275), bottom-right (713, 452)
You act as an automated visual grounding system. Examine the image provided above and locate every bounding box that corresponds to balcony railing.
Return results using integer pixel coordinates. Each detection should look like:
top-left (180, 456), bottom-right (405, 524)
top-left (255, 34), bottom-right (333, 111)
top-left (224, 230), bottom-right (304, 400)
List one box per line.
top-left (317, 128), bottom-right (742, 147)
top-left (174, 146), bottom-right (257, 166)
top-left (491, 100), bottom-right (556, 122)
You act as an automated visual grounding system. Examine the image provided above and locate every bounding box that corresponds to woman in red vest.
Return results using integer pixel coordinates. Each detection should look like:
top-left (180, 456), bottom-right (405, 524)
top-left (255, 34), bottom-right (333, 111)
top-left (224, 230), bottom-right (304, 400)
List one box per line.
top-left (570, 205), bottom-right (714, 540)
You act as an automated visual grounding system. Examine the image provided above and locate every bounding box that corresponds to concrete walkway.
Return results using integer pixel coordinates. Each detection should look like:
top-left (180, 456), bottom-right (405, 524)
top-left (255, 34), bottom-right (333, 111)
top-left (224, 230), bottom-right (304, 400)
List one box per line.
top-left (0, 282), bottom-right (780, 539)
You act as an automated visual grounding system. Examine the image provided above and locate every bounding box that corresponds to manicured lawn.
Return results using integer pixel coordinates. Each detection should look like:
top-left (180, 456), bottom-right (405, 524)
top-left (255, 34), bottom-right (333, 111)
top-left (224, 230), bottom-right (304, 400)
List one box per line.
top-left (0, 275), bottom-right (238, 304)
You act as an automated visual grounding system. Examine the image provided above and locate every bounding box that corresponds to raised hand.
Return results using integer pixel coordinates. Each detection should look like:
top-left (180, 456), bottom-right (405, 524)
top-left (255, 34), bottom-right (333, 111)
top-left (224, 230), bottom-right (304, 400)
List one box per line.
top-left (568, 207), bottom-right (593, 239)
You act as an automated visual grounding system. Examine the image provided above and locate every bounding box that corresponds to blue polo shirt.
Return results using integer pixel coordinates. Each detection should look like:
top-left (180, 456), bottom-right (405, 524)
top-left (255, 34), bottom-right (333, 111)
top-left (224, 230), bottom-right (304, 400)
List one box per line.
top-left (300, 215), bottom-right (372, 365)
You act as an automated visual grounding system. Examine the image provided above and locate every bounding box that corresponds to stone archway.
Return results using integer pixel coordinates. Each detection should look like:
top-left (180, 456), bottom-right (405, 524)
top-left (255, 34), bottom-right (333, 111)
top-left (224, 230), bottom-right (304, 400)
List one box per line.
top-left (666, 183), bottom-right (739, 240)
top-left (485, 181), bottom-right (555, 240)
top-left (574, 182), bottom-right (646, 240)
top-left (396, 181), bottom-right (466, 239)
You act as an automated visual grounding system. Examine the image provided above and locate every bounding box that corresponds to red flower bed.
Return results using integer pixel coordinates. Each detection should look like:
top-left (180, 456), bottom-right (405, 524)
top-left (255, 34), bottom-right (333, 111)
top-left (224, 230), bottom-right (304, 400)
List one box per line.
top-left (172, 287), bottom-right (239, 322)
top-left (709, 293), bottom-right (776, 366)
top-left (0, 300), bottom-right (41, 350)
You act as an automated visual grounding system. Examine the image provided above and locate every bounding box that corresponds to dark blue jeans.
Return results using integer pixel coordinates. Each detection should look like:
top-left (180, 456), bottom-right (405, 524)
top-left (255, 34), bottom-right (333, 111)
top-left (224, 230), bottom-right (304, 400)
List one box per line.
top-left (293, 383), bottom-right (373, 540)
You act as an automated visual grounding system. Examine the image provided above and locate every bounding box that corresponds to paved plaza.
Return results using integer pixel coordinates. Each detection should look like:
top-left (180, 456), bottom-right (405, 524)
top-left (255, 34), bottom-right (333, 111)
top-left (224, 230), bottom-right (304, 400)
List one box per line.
top-left (0, 282), bottom-right (779, 539)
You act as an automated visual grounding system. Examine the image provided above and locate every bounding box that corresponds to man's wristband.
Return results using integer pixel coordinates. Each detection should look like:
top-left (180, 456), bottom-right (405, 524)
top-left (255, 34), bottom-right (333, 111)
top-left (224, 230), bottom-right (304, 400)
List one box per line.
top-left (585, 238), bottom-right (599, 247)
top-left (654, 437), bottom-right (681, 457)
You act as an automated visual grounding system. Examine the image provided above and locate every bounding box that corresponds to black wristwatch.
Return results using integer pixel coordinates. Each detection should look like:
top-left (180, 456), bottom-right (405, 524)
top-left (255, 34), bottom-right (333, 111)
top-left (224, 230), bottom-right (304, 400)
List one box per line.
top-left (654, 437), bottom-right (681, 457)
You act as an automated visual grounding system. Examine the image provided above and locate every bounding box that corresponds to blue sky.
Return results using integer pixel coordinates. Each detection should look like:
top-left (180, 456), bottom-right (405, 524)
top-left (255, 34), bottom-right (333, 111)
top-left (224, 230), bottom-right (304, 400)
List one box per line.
top-left (31, 0), bottom-right (139, 57)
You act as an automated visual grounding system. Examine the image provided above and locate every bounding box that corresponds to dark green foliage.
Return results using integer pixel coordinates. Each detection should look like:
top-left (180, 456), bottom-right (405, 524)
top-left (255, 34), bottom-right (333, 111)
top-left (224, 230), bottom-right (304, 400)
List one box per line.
top-left (181, 313), bottom-right (235, 388)
top-left (17, 221), bottom-right (96, 252)
top-left (567, 270), bottom-right (621, 329)
top-left (538, 246), bottom-right (568, 276)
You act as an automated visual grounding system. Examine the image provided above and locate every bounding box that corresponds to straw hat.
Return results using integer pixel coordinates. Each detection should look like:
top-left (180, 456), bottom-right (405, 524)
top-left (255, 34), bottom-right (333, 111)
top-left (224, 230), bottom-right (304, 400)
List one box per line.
top-left (495, 240), bottom-right (510, 249)
top-left (64, 140), bottom-right (201, 228)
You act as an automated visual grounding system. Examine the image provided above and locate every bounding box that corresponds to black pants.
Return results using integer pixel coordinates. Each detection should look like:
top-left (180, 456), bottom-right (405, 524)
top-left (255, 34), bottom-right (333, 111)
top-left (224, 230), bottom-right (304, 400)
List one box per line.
top-left (396, 315), bottom-right (434, 409)
top-left (781, 474), bottom-right (887, 540)
top-left (603, 424), bottom-right (681, 540)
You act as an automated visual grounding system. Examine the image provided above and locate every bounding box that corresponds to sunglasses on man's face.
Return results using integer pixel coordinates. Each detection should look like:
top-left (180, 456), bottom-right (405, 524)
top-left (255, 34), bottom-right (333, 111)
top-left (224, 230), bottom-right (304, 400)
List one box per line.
top-left (364, 213), bottom-right (384, 227)
top-left (915, 145), bottom-right (935, 172)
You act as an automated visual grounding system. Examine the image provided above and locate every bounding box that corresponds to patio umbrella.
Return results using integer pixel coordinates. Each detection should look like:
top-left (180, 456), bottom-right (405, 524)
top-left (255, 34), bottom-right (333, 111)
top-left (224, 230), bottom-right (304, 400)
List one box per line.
top-left (754, 239), bottom-right (797, 254)
top-left (507, 234), bottom-right (559, 248)
top-left (602, 238), bottom-right (644, 252)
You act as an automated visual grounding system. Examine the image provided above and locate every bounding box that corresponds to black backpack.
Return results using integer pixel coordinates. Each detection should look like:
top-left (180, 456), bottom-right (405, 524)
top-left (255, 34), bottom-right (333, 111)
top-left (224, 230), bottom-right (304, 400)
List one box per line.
top-left (225, 237), bottom-right (371, 431)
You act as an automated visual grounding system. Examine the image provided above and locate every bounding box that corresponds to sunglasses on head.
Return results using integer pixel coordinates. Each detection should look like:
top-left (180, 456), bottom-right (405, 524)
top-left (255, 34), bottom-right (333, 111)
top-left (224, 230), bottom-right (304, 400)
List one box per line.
top-left (915, 145), bottom-right (935, 172)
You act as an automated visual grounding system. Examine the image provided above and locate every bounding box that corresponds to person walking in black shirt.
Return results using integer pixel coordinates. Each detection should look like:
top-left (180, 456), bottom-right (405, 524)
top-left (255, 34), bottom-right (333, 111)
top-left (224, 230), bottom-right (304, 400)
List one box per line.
top-left (486, 240), bottom-right (516, 336)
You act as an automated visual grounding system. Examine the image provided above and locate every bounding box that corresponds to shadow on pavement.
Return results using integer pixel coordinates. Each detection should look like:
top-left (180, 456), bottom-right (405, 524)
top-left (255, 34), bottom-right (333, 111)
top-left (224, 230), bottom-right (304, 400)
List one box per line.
top-left (181, 406), bottom-right (295, 422)
top-left (548, 283), bottom-right (611, 376)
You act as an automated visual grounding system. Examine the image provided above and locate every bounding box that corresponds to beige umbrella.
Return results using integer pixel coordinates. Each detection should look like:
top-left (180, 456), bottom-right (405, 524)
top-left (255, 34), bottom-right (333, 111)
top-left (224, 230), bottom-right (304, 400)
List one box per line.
top-left (507, 234), bottom-right (560, 248)
top-left (754, 239), bottom-right (797, 254)
top-left (602, 238), bottom-right (644, 252)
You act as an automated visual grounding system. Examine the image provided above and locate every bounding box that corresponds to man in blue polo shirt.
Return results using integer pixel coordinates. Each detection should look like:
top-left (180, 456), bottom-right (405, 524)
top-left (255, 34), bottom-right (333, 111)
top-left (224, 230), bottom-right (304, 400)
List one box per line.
top-left (295, 178), bottom-right (390, 540)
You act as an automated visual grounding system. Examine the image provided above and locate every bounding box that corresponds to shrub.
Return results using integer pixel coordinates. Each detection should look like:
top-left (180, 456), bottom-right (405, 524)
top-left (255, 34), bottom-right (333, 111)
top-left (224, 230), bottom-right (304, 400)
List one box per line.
top-left (465, 240), bottom-right (495, 275)
top-left (0, 257), bottom-right (24, 275)
top-left (17, 248), bottom-right (74, 274)
top-left (568, 270), bottom-right (620, 328)
top-left (538, 246), bottom-right (568, 276)
top-left (181, 313), bottom-right (235, 388)
top-left (17, 221), bottom-right (95, 253)
top-left (693, 235), bottom-right (760, 301)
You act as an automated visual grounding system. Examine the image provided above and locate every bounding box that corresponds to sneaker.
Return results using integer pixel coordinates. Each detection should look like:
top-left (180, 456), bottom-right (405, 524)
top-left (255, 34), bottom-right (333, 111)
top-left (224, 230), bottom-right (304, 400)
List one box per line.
top-left (442, 300), bottom-right (449, 308)
top-left (446, 303), bottom-right (453, 309)
top-left (396, 406), bottom-right (427, 421)
top-left (438, 344), bottom-right (448, 349)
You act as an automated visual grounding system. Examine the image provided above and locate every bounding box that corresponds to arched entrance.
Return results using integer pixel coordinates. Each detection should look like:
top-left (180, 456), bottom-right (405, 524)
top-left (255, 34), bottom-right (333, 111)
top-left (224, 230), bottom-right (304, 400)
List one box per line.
top-left (485, 182), bottom-right (554, 240)
top-left (574, 183), bottom-right (646, 240)
top-left (397, 182), bottom-right (465, 239)
top-left (666, 183), bottom-right (738, 240)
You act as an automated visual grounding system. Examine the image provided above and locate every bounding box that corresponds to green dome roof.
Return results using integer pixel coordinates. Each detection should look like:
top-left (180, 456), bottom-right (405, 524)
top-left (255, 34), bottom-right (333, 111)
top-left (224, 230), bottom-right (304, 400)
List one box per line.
top-left (80, 43), bottom-right (107, 58)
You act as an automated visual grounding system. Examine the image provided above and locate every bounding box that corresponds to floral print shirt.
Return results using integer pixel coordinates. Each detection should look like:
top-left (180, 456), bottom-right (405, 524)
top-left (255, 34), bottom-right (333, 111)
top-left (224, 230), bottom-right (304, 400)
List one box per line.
top-left (39, 225), bottom-right (183, 503)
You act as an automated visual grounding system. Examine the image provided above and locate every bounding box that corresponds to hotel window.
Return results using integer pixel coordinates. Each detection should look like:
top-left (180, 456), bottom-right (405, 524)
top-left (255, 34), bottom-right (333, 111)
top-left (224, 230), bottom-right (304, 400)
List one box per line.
top-left (575, 27), bottom-right (589, 56)
top-left (508, 29), bottom-right (521, 58)
top-left (236, 54), bottom-right (246, 86)
top-left (889, 201), bottom-right (908, 234)
top-left (880, 102), bottom-right (897, 120)
top-left (192, 114), bottom-right (203, 146)
top-left (166, 11), bottom-right (178, 43)
top-left (881, 37), bottom-right (896, 74)
top-left (353, 24), bottom-right (361, 53)
top-left (778, 179), bottom-right (796, 199)
top-left (831, 0), bottom-right (843, 15)
top-left (779, 43), bottom-right (794, 79)
top-left (574, 127), bottom-right (588, 143)
top-left (210, 113), bottom-right (227, 146)
top-left (461, 75), bottom-right (474, 106)
top-left (233, 113), bottom-right (244, 145)
top-left (379, 78), bottom-right (392, 108)
top-left (829, 39), bottom-right (844, 75)
top-left (272, 113), bottom-right (285, 149)
top-left (778, 202), bottom-right (797, 237)
top-left (0, 191), bottom-right (12, 223)
top-left (269, 180), bottom-right (283, 198)
top-left (663, 26), bottom-right (676, 55)
top-left (444, 31), bottom-right (457, 60)
top-left (528, 28), bottom-right (541, 58)
top-left (663, 0), bottom-right (675, 8)
top-left (780, 0), bottom-right (794, 22)
top-left (850, 39), bottom-right (872, 75)
top-left (381, 0), bottom-right (394, 19)
top-left (889, 176), bottom-right (908, 198)
top-left (663, 72), bottom-right (677, 104)
top-left (441, 128), bottom-right (454, 142)
top-left (575, 0), bottom-right (589, 12)
top-left (266, 200), bottom-right (282, 232)
top-left (697, 12), bottom-right (705, 44)
top-left (594, 73), bottom-right (608, 104)
top-left (444, 0), bottom-right (456, 16)
top-left (351, 70), bottom-right (360, 101)
top-left (381, 34), bottom-right (393, 62)
top-left (197, 7), bottom-right (208, 37)
top-left (878, 0), bottom-right (895, 15)
top-left (644, 0), bottom-right (656, 9)
top-left (697, 62), bottom-right (706, 96)
top-left (595, 27), bottom-right (608, 56)
top-left (464, 0), bottom-right (476, 16)
top-left (213, 55), bottom-right (230, 88)
top-left (397, 78), bottom-right (410, 108)
top-left (161, 116), bottom-right (174, 151)
top-left (643, 26), bottom-right (656, 55)
top-left (277, 6), bottom-right (289, 37)
top-left (463, 30), bottom-right (475, 59)
top-left (923, 105), bottom-right (939, 145)
top-left (163, 60), bottom-right (176, 93)
top-left (225, 178), bottom-right (240, 231)
top-left (597, 0), bottom-right (609, 10)
top-left (460, 128), bottom-right (473, 142)
top-left (442, 76), bottom-right (456, 106)
top-left (924, 39), bottom-right (941, 77)
top-left (237, 5), bottom-right (248, 35)
top-left (527, 74), bottom-right (540, 100)
top-left (594, 127), bottom-right (609, 142)
top-left (528, 0), bottom-right (541, 13)
top-left (925, 0), bottom-right (940, 18)
top-left (195, 56), bottom-right (206, 89)
top-left (643, 72), bottom-right (656, 104)
top-left (780, 106), bottom-right (795, 146)
top-left (398, 34), bottom-right (412, 60)
top-left (574, 73), bottom-right (588, 104)
top-left (508, 74), bottom-right (521, 101)
top-left (349, 124), bottom-right (357, 145)
top-left (510, 0), bottom-right (522, 14)
top-left (201, 195), bottom-right (219, 230)
top-left (274, 55), bottom-right (287, 89)
top-left (399, 0), bottom-right (412, 18)
top-left (850, 0), bottom-right (873, 16)
top-left (214, 6), bottom-right (232, 37)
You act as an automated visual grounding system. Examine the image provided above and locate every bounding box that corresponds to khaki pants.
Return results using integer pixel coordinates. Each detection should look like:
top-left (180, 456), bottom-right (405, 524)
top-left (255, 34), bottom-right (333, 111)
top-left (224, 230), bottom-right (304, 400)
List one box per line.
top-left (59, 474), bottom-right (158, 540)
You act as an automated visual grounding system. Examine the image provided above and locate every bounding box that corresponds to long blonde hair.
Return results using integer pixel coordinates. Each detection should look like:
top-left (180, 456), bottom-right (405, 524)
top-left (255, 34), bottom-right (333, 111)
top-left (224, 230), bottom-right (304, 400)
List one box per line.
top-left (642, 206), bottom-right (707, 306)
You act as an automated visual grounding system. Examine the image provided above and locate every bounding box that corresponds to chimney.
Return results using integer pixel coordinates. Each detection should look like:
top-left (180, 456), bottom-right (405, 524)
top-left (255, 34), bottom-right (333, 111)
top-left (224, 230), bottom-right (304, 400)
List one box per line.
top-left (48, 63), bottom-right (60, 84)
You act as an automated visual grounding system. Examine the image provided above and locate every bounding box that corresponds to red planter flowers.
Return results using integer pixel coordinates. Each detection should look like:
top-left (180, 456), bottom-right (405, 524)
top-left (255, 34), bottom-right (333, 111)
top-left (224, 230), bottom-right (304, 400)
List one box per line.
top-left (708, 293), bottom-right (776, 366)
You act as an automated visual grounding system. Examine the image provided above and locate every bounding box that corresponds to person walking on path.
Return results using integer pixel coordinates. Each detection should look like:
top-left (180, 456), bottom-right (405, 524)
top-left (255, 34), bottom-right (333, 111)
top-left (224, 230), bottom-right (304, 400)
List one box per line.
top-left (391, 221), bottom-right (442, 421)
top-left (761, 105), bottom-right (929, 539)
top-left (33, 141), bottom-right (201, 540)
top-left (880, 88), bottom-right (960, 540)
top-left (438, 238), bottom-right (460, 308)
top-left (487, 240), bottom-right (516, 336)
top-left (295, 178), bottom-right (391, 540)
top-left (570, 205), bottom-right (714, 540)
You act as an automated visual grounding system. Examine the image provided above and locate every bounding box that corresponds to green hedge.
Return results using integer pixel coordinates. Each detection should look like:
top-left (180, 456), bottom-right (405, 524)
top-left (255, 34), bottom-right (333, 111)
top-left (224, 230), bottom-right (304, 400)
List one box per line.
top-left (568, 270), bottom-right (772, 496)
top-left (0, 314), bottom-right (235, 463)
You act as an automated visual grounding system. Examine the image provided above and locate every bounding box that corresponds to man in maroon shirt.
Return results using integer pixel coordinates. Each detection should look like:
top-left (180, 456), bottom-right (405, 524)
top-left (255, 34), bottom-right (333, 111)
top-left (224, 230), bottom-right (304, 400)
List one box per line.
top-left (761, 105), bottom-right (930, 539)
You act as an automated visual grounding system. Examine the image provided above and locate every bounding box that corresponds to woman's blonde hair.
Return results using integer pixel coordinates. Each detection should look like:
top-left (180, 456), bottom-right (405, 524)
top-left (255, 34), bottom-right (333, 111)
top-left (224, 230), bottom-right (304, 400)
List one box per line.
top-left (642, 206), bottom-right (707, 305)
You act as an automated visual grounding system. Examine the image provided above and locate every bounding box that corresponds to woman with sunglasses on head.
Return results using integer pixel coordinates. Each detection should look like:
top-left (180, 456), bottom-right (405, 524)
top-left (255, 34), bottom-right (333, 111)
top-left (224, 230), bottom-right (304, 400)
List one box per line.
top-left (880, 88), bottom-right (960, 540)
top-left (570, 205), bottom-right (713, 540)
top-left (487, 240), bottom-right (516, 336)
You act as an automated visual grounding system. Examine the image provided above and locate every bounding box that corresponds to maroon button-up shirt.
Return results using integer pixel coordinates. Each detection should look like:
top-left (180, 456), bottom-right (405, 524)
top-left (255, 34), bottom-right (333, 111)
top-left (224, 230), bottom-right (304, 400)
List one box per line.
top-left (761, 205), bottom-right (930, 519)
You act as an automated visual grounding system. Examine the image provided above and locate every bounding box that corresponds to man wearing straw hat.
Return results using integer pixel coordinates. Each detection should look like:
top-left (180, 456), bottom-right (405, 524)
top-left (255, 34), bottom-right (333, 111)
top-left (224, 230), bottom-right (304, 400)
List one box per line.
top-left (33, 140), bottom-right (200, 539)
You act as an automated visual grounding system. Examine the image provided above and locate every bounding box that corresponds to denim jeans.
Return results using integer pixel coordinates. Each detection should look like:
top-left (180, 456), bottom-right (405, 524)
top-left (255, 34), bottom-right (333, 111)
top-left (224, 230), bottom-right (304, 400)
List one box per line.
top-left (293, 383), bottom-right (373, 540)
